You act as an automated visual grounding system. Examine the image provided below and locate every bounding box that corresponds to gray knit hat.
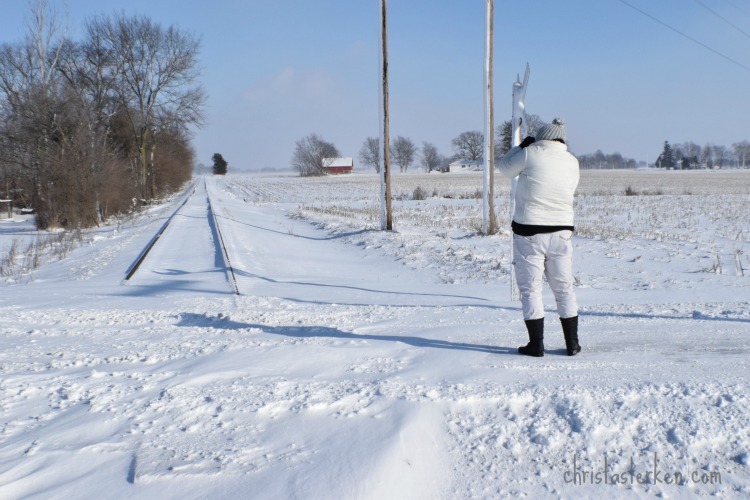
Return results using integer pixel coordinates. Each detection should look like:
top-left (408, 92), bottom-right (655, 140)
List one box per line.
top-left (535, 117), bottom-right (567, 143)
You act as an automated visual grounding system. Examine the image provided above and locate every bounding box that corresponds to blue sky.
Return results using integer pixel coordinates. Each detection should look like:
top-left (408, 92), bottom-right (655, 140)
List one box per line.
top-left (2, 0), bottom-right (749, 170)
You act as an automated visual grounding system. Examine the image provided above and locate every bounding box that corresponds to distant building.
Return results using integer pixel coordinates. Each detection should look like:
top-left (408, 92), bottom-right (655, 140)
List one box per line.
top-left (449, 160), bottom-right (482, 173)
top-left (323, 157), bottom-right (354, 174)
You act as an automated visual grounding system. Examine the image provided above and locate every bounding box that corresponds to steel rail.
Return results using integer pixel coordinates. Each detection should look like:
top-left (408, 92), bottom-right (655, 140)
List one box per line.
top-left (124, 182), bottom-right (197, 281)
top-left (204, 178), bottom-right (240, 295)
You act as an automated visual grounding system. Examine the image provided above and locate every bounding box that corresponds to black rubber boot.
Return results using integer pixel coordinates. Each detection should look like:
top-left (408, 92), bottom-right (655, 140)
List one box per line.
top-left (518, 318), bottom-right (544, 357)
top-left (561, 315), bottom-right (581, 356)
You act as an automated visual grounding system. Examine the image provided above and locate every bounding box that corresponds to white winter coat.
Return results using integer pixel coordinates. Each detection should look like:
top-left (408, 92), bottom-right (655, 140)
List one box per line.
top-left (498, 140), bottom-right (580, 226)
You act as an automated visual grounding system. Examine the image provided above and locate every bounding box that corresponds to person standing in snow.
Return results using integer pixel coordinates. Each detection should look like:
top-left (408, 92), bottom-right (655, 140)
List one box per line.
top-left (498, 118), bottom-right (581, 357)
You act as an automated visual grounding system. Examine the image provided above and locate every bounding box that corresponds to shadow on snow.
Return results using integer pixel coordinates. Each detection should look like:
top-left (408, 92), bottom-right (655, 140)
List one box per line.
top-left (176, 312), bottom-right (516, 355)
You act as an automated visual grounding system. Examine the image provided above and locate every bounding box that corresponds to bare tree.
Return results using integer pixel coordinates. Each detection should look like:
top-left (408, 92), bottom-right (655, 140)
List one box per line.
top-left (674, 141), bottom-right (702, 169)
top-left (420, 141), bottom-right (442, 172)
top-left (1, 2), bottom-right (200, 228)
top-left (25, 0), bottom-right (65, 87)
top-left (358, 137), bottom-right (380, 172)
top-left (495, 120), bottom-right (512, 160)
top-left (714, 145), bottom-right (732, 168)
top-left (153, 126), bottom-right (194, 190)
top-left (58, 23), bottom-right (120, 138)
top-left (0, 0), bottom-right (68, 227)
top-left (701, 143), bottom-right (715, 168)
top-left (56, 32), bottom-right (126, 222)
top-left (699, 143), bottom-right (729, 169)
top-left (732, 140), bottom-right (750, 168)
top-left (680, 141), bottom-right (702, 160)
top-left (390, 135), bottom-right (416, 172)
top-left (452, 130), bottom-right (484, 161)
top-left (577, 150), bottom-right (638, 170)
top-left (0, 45), bottom-right (27, 200)
top-left (89, 12), bottom-right (205, 199)
top-left (292, 134), bottom-right (339, 176)
top-left (495, 113), bottom-right (545, 158)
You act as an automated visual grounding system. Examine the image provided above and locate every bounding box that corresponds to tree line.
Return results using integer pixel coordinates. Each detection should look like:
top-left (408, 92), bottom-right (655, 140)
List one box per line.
top-left (0, 1), bottom-right (205, 229)
top-left (656, 140), bottom-right (750, 170)
top-left (292, 114), bottom-right (642, 176)
top-left (295, 113), bottom-right (750, 176)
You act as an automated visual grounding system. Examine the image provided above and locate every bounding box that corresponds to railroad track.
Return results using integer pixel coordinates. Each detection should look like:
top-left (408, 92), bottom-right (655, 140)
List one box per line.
top-left (205, 179), bottom-right (240, 295)
top-left (124, 178), bottom-right (240, 295)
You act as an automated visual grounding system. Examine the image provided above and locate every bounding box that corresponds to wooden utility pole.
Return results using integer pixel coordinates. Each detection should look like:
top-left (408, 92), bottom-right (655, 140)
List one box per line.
top-left (482, 0), bottom-right (497, 235)
top-left (379, 0), bottom-right (393, 230)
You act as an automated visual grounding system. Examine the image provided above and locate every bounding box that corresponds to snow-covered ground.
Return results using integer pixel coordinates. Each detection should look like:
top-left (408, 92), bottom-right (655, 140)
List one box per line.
top-left (1, 170), bottom-right (749, 499)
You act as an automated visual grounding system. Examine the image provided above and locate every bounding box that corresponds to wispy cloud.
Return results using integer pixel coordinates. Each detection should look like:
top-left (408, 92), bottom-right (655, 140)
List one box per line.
top-left (242, 67), bottom-right (338, 104)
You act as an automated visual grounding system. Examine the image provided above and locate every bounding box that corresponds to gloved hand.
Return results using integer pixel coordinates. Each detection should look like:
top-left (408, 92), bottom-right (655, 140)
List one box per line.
top-left (519, 136), bottom-right (536, 148)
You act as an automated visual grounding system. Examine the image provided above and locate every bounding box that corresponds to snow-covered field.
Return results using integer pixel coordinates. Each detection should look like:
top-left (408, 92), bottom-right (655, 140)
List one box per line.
top-left (1, 169), bottom-right (749, 499)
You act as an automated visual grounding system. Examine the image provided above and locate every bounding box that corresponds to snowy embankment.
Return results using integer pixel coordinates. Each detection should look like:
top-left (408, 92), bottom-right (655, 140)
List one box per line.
top-left (0, 170), bottom-right (749, 499)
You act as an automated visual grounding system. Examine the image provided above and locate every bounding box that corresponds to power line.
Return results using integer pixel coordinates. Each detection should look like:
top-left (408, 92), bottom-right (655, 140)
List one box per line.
top-left (721, 0), bottom-right (750, 18)
top-left (693, 0), bottom-right (750, 39)
top-left (618, 0), bottom-right (750, 73)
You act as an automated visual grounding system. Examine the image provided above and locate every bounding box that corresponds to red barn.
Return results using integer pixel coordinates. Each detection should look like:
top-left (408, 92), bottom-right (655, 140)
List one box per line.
top-left (323, 157), bottom-right (354, 174)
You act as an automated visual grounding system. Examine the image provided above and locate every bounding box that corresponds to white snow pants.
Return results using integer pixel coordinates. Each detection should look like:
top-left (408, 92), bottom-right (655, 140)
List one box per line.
top-left (513, 230), bottom-right (578, 321)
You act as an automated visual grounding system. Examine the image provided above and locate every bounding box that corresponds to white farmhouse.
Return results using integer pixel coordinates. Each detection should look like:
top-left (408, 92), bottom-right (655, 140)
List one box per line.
top-left (449, 160), bottom-right (483, 173)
